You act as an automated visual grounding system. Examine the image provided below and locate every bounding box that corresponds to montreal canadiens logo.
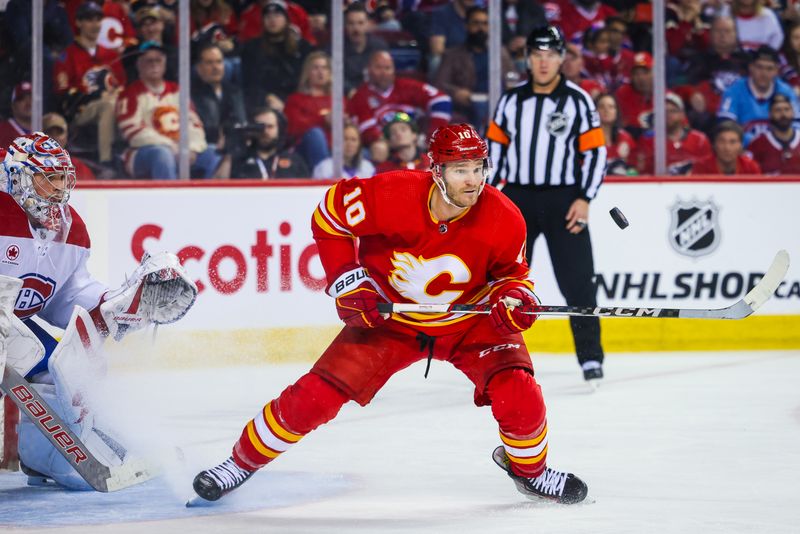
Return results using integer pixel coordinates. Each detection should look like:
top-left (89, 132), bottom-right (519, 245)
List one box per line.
top-left (5, 244), bottom-right (20, 262)
top-left (669, 199), bottom-right (721, 257)
top-left (15, 273), bottom-right (57, 319)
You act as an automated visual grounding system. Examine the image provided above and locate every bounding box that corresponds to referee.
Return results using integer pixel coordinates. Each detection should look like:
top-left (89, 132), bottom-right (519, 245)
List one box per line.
top-left (486, 25), bottom-right (607, 384)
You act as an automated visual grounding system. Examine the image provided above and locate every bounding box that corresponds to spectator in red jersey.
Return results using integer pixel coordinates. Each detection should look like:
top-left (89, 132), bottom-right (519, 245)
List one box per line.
top-left (240, 0), bottom-right (312, 116)
top-left (0, 82), bottom-right (32, 148)
top-left (692, 120), bottom-right (762, 175)
top-left (375, 112), bottom-right (431, 173)
top-left (348, 51), bottom-right (452, 158)
top-left (562, 43), bottom-right (605, 100)
top-left (116, 42), bottom-right (216, 179)
top-left (582, 26), bottom-right (634, 94)
top-left (191, 0), bottom-right (238, 52)
top-left (434, 6), bottom-right (514, 127)
top-left (748, 93), bottom-right (800, 174)
top-left (342, 2), bottom-right (388, 96)
top-left (636, 93), bottom-right (712, 175)
top-left (42, 112), bottom-right (97, 180)
top-left (614, 51), bottom-right (653, 138)
top-left (54, 2), bottom-right (127, 166)
top-left (284, 51), bottom-right (342, 170)
top-left (312, 123), bottom-right (376, 179)
top-left (123, 7), bottom-right (178, 82)
top-left (666, 0), bottom-right (710, 64)
top-left (546, 0), bottom-right (617, 43)
top-left (97, 0), bottom-right (138, 53)
top-left (595, 93), bottom-right (636, 175)
top-left (238, 0), bottom-right (315, 45)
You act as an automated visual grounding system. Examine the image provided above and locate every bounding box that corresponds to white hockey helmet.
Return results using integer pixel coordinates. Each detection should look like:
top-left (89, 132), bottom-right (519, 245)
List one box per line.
top-left (3, 132), bottom-right (76, 239)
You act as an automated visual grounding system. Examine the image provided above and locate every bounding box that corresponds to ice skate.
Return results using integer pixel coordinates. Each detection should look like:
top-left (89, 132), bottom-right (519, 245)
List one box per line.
top-left (582, 361), bottom-right (603, 390)
top-left (492, 446), bottom-right (588, 504)
top-left (20, 460), bottom-right (52, 487)
top-left (190, 456), bottom-right (254, 503)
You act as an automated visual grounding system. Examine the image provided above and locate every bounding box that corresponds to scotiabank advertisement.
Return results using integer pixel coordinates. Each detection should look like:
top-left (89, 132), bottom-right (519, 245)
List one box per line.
top-left (71, 179), bottom-right (800, 335)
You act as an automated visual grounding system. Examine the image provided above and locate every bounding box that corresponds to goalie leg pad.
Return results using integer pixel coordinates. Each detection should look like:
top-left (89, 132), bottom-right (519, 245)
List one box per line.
top-left (17, 383), bottom-right (121, 491)
top-left (47, 306), bottom-right (106, 426)
top-left (5, 316), bottom-right (47, 378)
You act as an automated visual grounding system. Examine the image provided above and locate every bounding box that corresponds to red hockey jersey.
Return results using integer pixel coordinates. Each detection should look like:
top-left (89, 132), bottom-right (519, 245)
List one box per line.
top-left (636, 128), bottom-right (712, 175)
top-left (54, 41), bottom-right (126, 96)
top-left (347, 78), bottom-right (452, 145)
top-left (691, 153), bottom-right (762, 175)
top-left (311, 170), bottom-right (533, 336)
top-left (747, 130), bottom-right (800, 175)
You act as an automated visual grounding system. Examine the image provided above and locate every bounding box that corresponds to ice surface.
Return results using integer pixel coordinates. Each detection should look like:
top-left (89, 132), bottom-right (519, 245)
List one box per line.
top-left (1, 351), bottom-right (799, 534)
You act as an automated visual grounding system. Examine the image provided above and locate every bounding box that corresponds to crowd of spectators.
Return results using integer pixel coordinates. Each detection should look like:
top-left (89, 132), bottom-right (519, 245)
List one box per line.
top-left (0, 0), bottom-right (799, 179)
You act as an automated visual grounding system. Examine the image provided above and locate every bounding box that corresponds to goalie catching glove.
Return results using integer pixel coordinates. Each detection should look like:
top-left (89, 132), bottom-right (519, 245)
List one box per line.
top-left (327, 265), bottom-right (387, 329)
top-left (92, 252), bottom-right (198, 341)
top-left (490, 286), bottom-right (539, 335)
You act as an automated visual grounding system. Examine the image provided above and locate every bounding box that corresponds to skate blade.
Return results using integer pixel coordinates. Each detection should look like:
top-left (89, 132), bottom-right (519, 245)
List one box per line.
top-left (585, 378), bottom-right (601, 393)
top-left (185, 494), bottom-right (214, 507)
top-left (26, 475), bottom-right (52, 487)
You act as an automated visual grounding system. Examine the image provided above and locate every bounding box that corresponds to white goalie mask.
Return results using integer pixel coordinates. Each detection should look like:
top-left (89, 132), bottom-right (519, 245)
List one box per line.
top-left (2, 133), bottom-right (77, 243)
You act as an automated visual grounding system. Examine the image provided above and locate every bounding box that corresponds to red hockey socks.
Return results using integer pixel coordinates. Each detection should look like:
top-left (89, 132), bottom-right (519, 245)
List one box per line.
top-left (487, 368), bottom-right (548, 478)
top-left (232, 372), bottom-right (349, 471)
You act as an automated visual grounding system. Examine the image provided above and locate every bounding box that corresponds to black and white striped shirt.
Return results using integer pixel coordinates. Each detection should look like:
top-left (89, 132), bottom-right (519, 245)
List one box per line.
top-left (487, 76), bottom-right (607, 200)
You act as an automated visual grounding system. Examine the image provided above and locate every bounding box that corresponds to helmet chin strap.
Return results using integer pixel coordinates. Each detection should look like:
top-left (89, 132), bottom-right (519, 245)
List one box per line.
top-left (432, 162), bottom-right (489, 209)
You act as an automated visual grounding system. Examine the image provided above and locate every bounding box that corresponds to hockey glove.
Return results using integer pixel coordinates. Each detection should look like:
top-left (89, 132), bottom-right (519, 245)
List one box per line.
top-left (93, 252), bottom-right (198, 341)
top-left (327, 265), bottom-right (387, 329)
top-left (490, 286), bottom-right (538, 335)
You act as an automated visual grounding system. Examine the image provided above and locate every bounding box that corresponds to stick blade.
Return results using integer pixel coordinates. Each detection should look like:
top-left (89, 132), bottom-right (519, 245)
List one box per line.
top-left (742, 249), bottom-right (790, 315)
top-left (103, 457), bottom-right (160, 492)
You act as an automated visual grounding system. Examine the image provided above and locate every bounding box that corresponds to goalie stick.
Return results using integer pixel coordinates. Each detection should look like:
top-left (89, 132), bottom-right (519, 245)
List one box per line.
top-left (0, 365), bottom-right (157, 492)
top-left (377, 250), bottom-right (790, 320)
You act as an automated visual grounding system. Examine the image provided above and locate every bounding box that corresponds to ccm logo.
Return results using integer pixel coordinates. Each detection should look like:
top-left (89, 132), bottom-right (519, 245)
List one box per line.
top-left (593, 307), bottom-right (662, 317)
top-left (479, 343), bottom-right (521, 358)
top-left (10, 384), bottom-right (88, 465)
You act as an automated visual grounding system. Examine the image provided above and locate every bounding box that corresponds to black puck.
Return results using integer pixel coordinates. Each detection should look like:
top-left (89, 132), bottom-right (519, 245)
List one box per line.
top-left (609, 207), bottom-right (629, 229)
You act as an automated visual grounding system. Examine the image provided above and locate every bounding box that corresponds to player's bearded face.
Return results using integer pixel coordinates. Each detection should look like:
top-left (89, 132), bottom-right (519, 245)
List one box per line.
top-left (441, 160), bottom-right (486, 208)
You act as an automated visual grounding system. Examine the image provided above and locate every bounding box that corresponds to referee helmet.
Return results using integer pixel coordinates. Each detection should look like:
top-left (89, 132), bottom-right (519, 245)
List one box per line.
top-left (526, 25), bottom-right (566, 55)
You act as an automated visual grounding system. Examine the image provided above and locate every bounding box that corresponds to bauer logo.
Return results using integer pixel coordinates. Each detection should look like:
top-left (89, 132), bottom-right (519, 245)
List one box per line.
top-left (668, 199), bottom-right (720, 257)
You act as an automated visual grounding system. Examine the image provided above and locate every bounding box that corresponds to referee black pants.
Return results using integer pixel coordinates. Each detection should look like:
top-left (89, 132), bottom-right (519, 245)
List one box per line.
top-left (501, 184), bottom-right (604, 366)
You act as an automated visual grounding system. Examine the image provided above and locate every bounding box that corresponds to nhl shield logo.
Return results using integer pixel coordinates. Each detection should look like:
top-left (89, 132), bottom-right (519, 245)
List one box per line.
top-left (545, 112), bottom-right (569, 136)
top-left (669, 199), bottom-right (720, 257)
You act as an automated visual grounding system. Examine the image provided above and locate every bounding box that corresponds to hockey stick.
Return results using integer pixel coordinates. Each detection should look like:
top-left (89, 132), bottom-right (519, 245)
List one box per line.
top-left (377, 250), bottom-right (790, 320)
top-left (0, 365), bottom-right (157, 492)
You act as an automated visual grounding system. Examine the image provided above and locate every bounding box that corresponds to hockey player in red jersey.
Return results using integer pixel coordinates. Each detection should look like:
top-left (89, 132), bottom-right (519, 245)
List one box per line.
top-left (193, 124), bottom-right (589, 505)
